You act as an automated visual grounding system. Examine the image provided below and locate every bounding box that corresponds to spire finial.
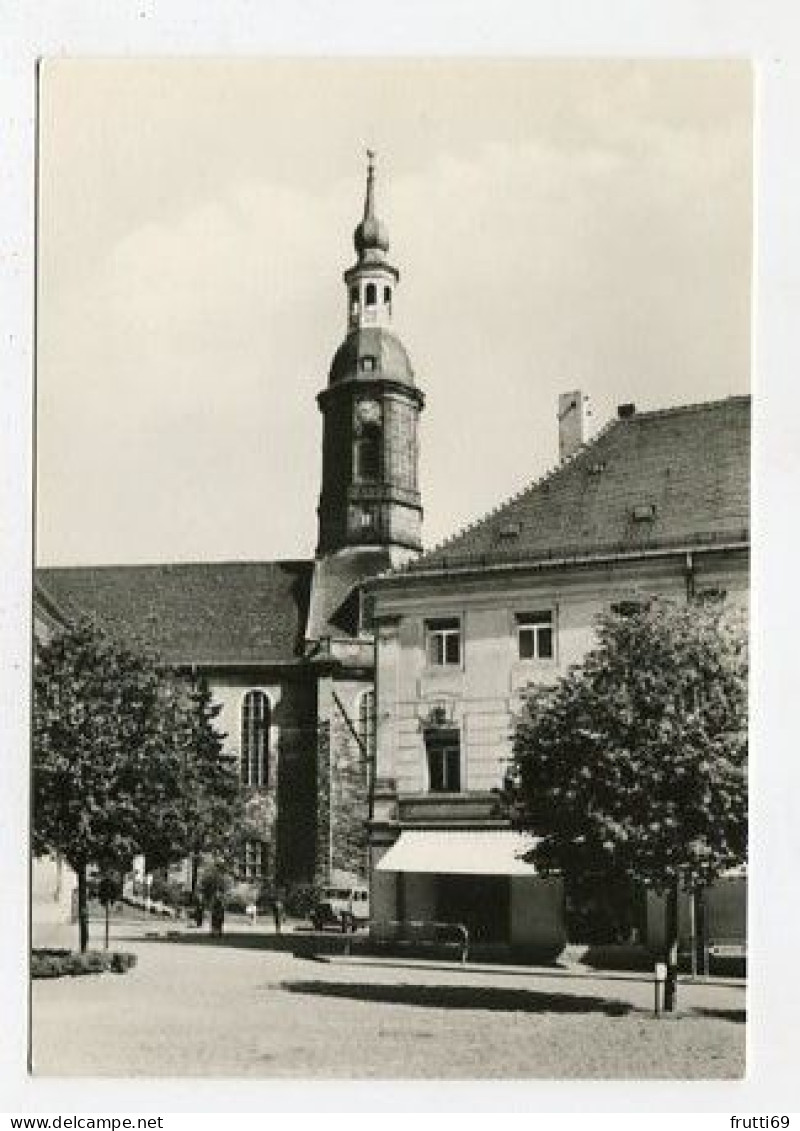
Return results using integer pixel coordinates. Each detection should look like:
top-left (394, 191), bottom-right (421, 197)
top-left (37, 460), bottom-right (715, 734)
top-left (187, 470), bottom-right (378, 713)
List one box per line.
top-left (364, 148), bottom-right (376, 220)
top-left (354, 149), bottom-right (389, 258)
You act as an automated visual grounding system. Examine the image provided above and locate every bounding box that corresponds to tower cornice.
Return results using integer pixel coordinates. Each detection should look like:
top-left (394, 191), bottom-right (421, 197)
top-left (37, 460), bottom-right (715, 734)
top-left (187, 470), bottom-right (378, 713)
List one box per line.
top-left (317, 376), bottom-right (425, 411)
top-left (344, 261), bottom-right (400, 285)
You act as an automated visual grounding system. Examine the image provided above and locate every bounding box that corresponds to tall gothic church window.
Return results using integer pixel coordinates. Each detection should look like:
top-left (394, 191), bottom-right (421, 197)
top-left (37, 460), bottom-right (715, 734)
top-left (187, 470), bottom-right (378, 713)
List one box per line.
top-left (241, 690), bottom-right (270, 787)
top-left (358, 688), bottom-right (376, 795)
top-left (358, 689), bottom-right (376, 763)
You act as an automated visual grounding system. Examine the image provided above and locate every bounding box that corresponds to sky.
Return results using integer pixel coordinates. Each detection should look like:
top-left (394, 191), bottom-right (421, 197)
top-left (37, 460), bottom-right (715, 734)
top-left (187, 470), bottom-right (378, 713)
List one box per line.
top-left (36, 59), bottom-right (752, 566)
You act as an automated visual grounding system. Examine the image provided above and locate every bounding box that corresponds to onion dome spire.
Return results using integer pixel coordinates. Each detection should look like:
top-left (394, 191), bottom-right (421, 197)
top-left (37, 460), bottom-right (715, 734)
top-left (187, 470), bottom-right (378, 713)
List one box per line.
top-left (354, 149), bottom-right (390, 260)
top-left (317, 152), bottom-right (423, 562)
top-left (364, 148), bottom-right (377, 219)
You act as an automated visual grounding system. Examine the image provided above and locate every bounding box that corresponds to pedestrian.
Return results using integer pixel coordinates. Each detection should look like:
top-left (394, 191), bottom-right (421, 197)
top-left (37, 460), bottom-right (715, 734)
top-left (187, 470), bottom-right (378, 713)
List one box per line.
top-left (272, 895), bottom-right (285, 935)
top-left (246, 901), bottom-right (257, 926)
top-left (210, 896), bottom-right (225, 936)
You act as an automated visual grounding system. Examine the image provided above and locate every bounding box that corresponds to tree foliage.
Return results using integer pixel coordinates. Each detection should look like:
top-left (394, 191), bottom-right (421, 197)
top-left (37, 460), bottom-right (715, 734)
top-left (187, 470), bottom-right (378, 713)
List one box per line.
top-left (509, 597), bottom-right (748, 895)
top-left (33, 618), bottom-right (242, 945)
top-left (33, 618), bottom-right (187, 876)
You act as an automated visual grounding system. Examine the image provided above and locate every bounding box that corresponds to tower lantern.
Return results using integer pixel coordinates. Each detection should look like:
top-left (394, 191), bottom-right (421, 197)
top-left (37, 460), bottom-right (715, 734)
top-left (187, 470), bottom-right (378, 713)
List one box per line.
top-left (345, 149), bottom-right (398, 332)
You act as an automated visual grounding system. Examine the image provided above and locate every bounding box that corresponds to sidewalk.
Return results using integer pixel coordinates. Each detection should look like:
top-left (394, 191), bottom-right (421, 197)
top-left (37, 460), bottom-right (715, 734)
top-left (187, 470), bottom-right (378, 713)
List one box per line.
top-left (33, 915), bottom-right (746, 992)
top-left (318, 948), bottom-right (747, 990)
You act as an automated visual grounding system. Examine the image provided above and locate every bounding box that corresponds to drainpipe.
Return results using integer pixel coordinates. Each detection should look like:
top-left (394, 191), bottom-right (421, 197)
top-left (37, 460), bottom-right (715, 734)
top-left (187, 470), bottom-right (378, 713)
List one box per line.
top-left (332, 688), bottom-right (371, 881)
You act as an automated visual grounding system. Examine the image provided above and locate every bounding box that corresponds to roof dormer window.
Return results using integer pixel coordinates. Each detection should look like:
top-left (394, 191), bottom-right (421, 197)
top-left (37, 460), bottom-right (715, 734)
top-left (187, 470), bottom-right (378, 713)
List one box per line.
top-left (495, 521), bottom-right (521, 542)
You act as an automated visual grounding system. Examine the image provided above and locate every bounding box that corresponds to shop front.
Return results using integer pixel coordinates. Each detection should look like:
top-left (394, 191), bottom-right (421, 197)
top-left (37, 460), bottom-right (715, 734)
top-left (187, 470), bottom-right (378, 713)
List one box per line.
top-left (372, 828), bottom-right (566, 957)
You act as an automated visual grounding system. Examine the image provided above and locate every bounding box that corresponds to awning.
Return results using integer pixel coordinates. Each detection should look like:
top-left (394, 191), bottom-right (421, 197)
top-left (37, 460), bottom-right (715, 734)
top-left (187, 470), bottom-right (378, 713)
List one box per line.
top-left (376, 829), bottom-right (539, 877)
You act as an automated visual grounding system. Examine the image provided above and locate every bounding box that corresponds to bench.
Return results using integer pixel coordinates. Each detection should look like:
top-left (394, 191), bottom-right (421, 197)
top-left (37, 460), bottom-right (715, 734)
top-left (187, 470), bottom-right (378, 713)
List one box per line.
top-left (364, 919), bottom-right (470, 963)
top-left (704, 938), bottom-right (747, 973)
top-left (707, 940), bottom-right (746, 958)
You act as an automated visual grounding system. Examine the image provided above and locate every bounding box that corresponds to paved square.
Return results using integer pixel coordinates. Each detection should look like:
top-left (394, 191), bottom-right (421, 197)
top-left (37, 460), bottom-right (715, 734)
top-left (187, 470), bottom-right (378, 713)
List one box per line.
top-left (32, 922), bottom-right (745, 1078)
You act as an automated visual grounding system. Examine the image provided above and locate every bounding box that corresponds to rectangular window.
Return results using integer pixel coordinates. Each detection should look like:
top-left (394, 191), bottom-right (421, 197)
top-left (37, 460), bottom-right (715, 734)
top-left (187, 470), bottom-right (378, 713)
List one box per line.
top-left (517, 610), bottom-right (554, 660)
top-left (241, 840), bottom-right (267, 881)
top-left (426, 617), bottom-right (461, 667)
top-left (425, 729), bottom-right (461, 793)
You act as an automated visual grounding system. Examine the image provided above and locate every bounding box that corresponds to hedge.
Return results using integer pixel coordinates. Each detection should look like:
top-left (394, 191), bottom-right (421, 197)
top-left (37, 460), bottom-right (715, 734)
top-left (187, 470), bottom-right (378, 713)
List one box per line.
top-left (32, 948), bottom-right (138, 979)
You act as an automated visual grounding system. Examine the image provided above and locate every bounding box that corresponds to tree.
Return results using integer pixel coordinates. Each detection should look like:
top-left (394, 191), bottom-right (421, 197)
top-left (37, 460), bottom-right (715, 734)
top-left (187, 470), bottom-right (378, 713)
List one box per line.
top-left (509, 596), bottom-right (748, 1010)
top-left (176, 676), bottom-right (243, 898)
top-left (33, 618), bottom-right (189, 951)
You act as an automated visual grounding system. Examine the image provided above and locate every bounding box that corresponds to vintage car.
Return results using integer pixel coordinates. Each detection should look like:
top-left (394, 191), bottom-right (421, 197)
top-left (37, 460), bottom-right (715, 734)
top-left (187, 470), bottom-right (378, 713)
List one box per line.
top-left (310, 885), bottom-right (370, 932)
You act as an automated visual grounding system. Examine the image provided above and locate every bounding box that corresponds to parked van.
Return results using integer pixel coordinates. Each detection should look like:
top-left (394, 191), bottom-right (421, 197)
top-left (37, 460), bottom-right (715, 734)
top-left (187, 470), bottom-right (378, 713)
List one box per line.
top-left (311, 885), bottom-right (370, 932)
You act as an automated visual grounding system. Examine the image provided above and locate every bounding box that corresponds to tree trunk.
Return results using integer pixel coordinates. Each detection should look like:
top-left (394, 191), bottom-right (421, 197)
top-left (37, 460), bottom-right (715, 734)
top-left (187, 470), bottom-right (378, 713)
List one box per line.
top-left (663, 878), bottom-right (680, 1012)
top-left (688, 888), bottom-right (697, 978)
top-left (190, 853), bottom-right (199, 900)
top-left (696, 887), bottom-right (706, 976)
top-left (77, 862), bottom-right (89, 953)
top-left (104, 901), bottom-right (110, 950)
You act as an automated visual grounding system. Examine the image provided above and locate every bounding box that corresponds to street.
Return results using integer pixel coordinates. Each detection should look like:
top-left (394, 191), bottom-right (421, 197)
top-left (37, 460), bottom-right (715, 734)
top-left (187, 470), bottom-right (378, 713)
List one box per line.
top-left (31, 920), bottom-right (745, 1078)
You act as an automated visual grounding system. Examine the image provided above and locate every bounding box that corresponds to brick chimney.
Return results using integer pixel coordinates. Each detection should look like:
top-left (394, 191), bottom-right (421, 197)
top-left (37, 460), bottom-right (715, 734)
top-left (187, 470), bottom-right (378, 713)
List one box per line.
top-left (558, 390), bottom-right (588, 462)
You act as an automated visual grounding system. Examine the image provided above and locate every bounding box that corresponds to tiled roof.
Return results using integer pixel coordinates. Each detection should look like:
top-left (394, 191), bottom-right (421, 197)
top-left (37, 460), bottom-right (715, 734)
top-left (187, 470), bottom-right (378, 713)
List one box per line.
top-left (307, 547), bottom-right (395, 641)
top-left (328, 327), bottom-right (417, 388)
top-left (403, 395), bottom-right (750, 575)
top-left (35, 560), bottom-right (314, 667)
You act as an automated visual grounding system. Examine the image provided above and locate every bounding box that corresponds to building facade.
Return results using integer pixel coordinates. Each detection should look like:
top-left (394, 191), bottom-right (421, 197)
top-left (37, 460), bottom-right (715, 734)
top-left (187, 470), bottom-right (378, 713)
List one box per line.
top-left (366, 395), bottom-right (750, 953)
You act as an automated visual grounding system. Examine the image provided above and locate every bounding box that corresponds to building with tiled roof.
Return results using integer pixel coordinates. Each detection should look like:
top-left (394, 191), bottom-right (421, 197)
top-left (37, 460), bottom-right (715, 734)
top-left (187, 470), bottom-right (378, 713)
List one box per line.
top-left (365, 393), bottom-right (749, 955)
top-left (34, 155), bottom-right (425, 897)
top-left (402, 395), bottom-right (749, 577)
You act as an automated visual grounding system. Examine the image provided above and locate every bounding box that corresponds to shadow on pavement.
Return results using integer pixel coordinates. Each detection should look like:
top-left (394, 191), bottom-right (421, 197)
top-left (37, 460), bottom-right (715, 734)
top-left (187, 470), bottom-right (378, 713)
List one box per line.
top-left (691, 1006), bottom-right (746, 1024)
top-left (279, 979), bottom-right (632, 1015)
top-left (123, 927), bottom-right (341, 954)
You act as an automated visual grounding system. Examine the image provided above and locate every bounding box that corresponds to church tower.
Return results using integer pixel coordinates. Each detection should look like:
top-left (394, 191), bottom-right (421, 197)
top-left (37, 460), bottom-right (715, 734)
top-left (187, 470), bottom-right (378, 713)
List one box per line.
top-left (316, 153), bottom-right (424, 567)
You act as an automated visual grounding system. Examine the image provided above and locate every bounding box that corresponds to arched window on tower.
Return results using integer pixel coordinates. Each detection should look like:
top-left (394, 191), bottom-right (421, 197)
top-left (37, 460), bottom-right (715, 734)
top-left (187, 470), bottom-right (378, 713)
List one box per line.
top-left (350, 286), bottom-right (359, 319)
top-left (355, 424), bottom-right (381, 481)
top-left (241, 690), bottom-right (270, 788)
top-left (365, 282), bottom-right (377, 307)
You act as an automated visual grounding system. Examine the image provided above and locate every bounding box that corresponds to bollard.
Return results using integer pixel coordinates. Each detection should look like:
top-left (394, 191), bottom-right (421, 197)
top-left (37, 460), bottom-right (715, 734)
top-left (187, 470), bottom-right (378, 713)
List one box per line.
top-left (653, 961), bottom-right (667, 1017)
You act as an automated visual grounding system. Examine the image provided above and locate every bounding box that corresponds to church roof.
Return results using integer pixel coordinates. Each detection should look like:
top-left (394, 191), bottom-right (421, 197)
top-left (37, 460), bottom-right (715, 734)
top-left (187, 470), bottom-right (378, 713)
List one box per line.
top-left (35, 560), bottom-right (314, 667)
top-left (399, 395), bottom-right (750, 577)
top-left (307, 547), bottom-right (395, 641)
top-left (328, 327), bottom-right (416, 388)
